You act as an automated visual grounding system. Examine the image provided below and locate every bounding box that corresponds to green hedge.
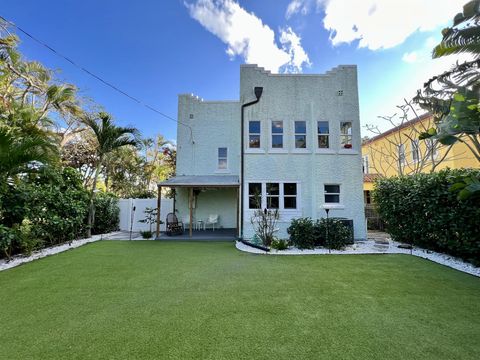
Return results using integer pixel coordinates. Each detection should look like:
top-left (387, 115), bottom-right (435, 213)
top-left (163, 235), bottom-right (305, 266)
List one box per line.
top-left (92, 193), bottom-right (120, 235)
top-left (0, 167), bottom-right (120, 260)
top-left (287, 218), bottom-right (353, 250)
top-left (373, 169), bottom-right (480, 265)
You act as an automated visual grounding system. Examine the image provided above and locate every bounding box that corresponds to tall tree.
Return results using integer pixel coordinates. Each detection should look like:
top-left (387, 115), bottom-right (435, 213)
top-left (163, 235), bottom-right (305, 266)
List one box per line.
top-left (83, 112), bottom-right (140, 236)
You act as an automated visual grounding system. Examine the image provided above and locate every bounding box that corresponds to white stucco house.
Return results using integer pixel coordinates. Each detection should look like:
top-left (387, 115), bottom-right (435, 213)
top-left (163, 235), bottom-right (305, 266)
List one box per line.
top-left (157, 64), bottom-right (366, 241)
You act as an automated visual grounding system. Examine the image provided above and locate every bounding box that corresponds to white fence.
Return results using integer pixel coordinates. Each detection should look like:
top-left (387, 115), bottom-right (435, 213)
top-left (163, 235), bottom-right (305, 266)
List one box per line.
top-left (119, 198), bottom-right (173, 232)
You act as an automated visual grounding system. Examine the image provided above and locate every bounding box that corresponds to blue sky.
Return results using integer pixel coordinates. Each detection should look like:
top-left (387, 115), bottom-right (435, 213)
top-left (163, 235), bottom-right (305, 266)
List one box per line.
top-left (2, 0), bottom-right (468, 140)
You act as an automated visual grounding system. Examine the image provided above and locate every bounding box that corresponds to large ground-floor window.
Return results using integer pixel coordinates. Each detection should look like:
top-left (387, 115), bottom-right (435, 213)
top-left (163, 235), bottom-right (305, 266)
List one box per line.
top-left (247, 182), bottom-right (299, 210)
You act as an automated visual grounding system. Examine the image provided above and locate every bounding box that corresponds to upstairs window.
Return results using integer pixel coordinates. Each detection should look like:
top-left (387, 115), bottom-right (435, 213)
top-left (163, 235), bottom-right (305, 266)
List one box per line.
top-left (271, 121), bottom-right (283, 148)
top-left (249, 121), bottom-right (261, 148)
top-left (426, 139), bottom-right (438, 159)
top-left (266, 183), bottom-right (280, 209)
top-left (340, 122), bottom-right (352, 148)
top-left (248, 183), bottom-right (261, 209)
top-left (324, 184), bottom-right (340, 203)
top-left (411, 140), bottom-right (420, 163)
top-left (218, 147), bottom-right (227, 170)
top-left (295, 121), bottom-right (307, 148)
top-left (317, 121), bottom-right (329, 148)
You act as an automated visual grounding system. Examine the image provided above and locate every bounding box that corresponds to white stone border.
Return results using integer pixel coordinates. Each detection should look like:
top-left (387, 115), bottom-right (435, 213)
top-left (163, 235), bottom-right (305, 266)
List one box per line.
top-left (236, 240), bottom-right (480, 277)
top-left (0, 231), bottom-right (123, 272)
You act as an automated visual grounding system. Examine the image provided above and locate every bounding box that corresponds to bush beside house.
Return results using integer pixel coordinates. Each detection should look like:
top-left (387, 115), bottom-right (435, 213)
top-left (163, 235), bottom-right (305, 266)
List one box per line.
top-left (0, 167), bottom-right (120, 260)
top-left (287, 218), bottom-right (353, 250)
top-left (374, 169), bottom-right (480, 265)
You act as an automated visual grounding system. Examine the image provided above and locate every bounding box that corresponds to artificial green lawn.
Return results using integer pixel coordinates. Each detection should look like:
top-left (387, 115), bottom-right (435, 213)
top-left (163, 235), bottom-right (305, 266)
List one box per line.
top-left (1, 241), bottom-right (480, 360)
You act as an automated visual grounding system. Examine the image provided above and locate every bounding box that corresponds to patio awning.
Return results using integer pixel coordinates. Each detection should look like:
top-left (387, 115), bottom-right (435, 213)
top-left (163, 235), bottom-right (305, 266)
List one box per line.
top-left (158, 175), bottom-right (239, 188)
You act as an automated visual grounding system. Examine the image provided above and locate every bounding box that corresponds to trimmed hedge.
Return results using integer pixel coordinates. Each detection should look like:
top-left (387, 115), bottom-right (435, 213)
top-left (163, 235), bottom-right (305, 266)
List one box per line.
top-left (92, 193), bottom-right (120, 235)
top-left (373, 169), bottom-right (480, 265)
top-left (287, 217), bottom-right (353, 250)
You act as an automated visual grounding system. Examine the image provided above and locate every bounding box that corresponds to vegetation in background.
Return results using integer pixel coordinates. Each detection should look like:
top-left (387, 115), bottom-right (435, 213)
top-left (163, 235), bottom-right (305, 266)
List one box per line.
top-left (373, 169), bottom-right (480, 265)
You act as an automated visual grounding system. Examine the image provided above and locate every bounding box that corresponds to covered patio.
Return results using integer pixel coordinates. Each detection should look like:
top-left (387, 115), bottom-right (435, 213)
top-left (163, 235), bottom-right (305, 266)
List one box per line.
top-left (156, 175), bottom-right (240, 240)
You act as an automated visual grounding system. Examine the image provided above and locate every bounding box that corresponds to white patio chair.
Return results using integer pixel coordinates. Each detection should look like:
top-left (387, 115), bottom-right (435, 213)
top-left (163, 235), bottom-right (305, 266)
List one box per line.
top-left (182, 216), bottom-right (191, 231)
top-left (205, 214), bottom-right (219, 231)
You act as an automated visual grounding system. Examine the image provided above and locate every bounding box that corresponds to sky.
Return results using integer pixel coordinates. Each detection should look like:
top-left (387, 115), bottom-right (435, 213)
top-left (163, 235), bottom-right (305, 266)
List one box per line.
top-left (1, 0), bottom-right (469, 141)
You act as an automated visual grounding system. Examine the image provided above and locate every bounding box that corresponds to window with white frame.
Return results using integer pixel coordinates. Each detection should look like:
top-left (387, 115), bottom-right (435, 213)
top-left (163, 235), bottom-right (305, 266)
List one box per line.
top-left (295, 121), bottom-right (307, 148)
top-left (217, 147), bottom-right (227, 170)
top-left (362, 155), bottom-right (369, 174)
top-left (340, 122), bottom-right (352, 148)
top-left (266, 183), bottom-right (280, 209)
top-left (324, 184), bottom-right (340, 203)
top-left (247, 182), bottom-right (298, 210)
top-left (249, 121), bottom-right (261, 148)
top-left (411, 140), bottom-right (420, 163)
top-left (398, 143), bottom-right (406, 166)
top-left (271, 121), bottom-right (283, 148)
top-left (426, 139), bottom-right (439, 159)
top-left (283, 183), bottom-right (297, 209)
top-left (317, 121), bottom-right (329, 148)
top-left (248, 183), bottom-right (262, 209)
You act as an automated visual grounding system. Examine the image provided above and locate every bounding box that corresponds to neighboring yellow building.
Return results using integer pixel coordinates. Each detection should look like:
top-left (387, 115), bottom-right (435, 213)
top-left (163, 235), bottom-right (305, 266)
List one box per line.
top-left (361, 113), bottom-right (480, 203)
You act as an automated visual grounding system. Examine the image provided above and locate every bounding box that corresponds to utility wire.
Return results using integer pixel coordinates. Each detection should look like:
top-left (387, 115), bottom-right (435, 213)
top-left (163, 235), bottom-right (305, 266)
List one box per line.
top-left (0, 15), bottom-right (194, 143)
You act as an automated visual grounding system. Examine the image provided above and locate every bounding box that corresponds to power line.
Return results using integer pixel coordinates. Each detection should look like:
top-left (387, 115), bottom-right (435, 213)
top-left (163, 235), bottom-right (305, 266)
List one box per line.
top-left (0, 15), bottom-right (194, 142)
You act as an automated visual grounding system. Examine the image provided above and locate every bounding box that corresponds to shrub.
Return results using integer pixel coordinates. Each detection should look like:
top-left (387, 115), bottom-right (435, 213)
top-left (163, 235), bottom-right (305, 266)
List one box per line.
top-left (287, 218), bottom-right (316, 249)
top-left (250, 208), bottom-right (279, 247)
top-left (288, 217), bottom-right (353, 250)
top-left (373, 169), bottom-right (480, 265)
top-left (92, 193), bottom-right (120, 235)
top-left (140, 230), bottom-right (153, 239)
top-left (315, 219), bottom-right (353, 250)
top-left (271, 239), bottom-right (289, 250)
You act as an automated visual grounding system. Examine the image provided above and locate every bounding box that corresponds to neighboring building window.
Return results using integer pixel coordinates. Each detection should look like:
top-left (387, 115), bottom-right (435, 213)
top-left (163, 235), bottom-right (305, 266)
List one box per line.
top-left (295, 121), bottom-right (307, 148)
top-left (283, 183), bottom-right (297, 209)
top-left (249, 121), bottom-right (261, 148)
top-left (248, 183), bottom-right (261, 209)
top-left (362, 155), bottom-right (369, 174)
top-left (340, 122), bottom-right (352, 148)
top-left (271, 121), bottom-right (283, 148)
top-left (398, 144), bottom-right (406, 166)
top-left (426, 139), bottom-right (438, 159)
top-left (266, 183), bottom-right (280, 209)
top-left (411, 140), bottom-right (420, 163)
top-left (364, 190), bottom-right (371, 204)
top-left (317, 121), bottom-right (329, 148)
top-left (218, 147), bottom-right (227, 170)
top-left (324, 184), bottom-right (340, 203)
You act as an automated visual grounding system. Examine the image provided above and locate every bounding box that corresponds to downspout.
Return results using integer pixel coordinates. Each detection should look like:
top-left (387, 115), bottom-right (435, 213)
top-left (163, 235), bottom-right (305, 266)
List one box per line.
top-left (240, 86), bottom-right (263, 239)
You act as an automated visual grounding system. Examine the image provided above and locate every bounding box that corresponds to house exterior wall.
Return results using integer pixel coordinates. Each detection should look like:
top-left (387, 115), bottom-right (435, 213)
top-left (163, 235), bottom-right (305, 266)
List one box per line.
top-left (174, 64), bottom-right (366, 240)
top-left (175, 188), bottom-right (238, 229)
top-left (176, 94), bottom-right (240, 176)
top-left (240, 65), bottom-right (366, 240)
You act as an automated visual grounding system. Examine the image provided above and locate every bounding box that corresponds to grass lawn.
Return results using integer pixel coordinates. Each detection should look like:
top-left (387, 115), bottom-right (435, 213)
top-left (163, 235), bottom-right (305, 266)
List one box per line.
top-left (1, 241), bottom-right (480, 359)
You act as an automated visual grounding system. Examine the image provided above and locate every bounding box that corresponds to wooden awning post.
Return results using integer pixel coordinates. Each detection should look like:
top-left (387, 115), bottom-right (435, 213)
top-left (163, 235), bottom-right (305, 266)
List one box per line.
top-left (189, 187), bottom-right (193, 237)
top-left (156, 185), bottom-right (162, 238)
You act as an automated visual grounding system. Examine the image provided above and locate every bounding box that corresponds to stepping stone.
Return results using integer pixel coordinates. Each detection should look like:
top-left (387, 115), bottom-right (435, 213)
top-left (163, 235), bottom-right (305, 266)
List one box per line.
top-left (398, 244), bottom-right (413, 249)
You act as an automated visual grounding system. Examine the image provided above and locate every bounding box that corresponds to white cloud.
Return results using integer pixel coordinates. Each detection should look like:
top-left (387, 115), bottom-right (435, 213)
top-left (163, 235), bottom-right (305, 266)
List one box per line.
top-left (286, 0), bottom-right (466, 50)
top-left (402, 52), bottom-right (418, 63)
top-left (280, 27), bottom-right (312, 73)
top-left (185, 0), bottom-right (311, 73)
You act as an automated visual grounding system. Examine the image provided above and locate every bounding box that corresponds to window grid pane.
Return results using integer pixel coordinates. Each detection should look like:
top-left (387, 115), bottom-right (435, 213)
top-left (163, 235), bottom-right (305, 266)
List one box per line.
top-left (249, 121), bottom-right (261, 148)
top-left (295, 121), bottom-right (307, 148)
top-left (324, 184), bottom-right (340, 204)
top-left (340, 122), bottom-right (352, 148)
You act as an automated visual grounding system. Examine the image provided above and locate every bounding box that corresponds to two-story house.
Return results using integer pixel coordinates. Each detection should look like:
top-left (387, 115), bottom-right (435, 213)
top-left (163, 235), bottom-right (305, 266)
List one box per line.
top-left (157, 64), bottom-right (366, 241)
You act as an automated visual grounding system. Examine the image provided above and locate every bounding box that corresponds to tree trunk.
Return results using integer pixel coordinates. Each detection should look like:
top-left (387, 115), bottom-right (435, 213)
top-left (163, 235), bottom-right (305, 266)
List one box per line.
top-left (87, 157), bottom-right (103, 237)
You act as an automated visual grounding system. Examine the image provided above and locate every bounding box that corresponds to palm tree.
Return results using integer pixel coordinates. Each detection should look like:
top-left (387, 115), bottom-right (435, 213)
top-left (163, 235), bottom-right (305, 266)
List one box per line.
top-left (0, 127), bottom-right (58, 183)
top-left (433, 0), bottom-right (480, 58)
top-left (83, 112), bottom-right (140, 237)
